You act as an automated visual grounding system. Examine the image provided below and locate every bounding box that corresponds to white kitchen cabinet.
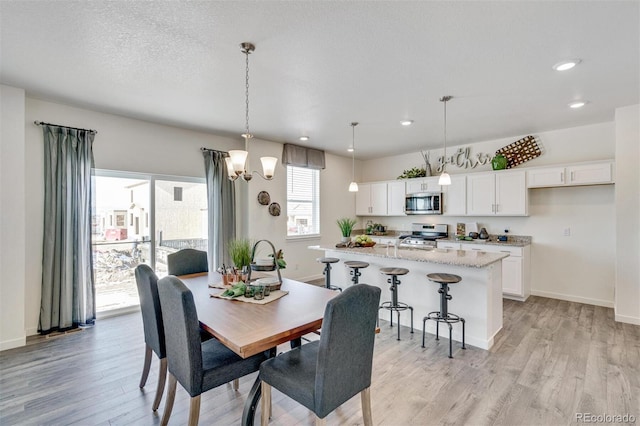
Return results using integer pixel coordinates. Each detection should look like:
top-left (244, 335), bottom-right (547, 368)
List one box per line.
top-left (526, 161), bottom-right (614, 188)
top-left (387, 180), bottom-right (406, 216)
top-left (436, 241), bottom-right (461, 250)
top-left (442, 174), bottom-right (466, 216)
top-left (456, 243), bottom-right (531, 301)
top-left (466, 171), bottom-right (527, 216)
top-left (355, 182), bottom-right (387, 216)
top-left (405, 177), bottom-right (441, 194)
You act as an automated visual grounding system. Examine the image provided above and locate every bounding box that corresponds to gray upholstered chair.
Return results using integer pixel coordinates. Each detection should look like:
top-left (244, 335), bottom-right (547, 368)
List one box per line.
top-left (259, 283), bottom-right (381, 426)
top-left (134, 264), bottom-right (167, 412)
top-left (157, 276), bottom-right (268, 426)
top-left (167, 248), bottom-right (208, 276)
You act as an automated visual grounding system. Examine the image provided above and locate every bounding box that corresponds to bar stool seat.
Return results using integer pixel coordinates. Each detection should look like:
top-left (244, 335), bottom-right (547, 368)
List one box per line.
top-left (344, 261), bottom-right (369, 285)
top-left (378, 267), bottom-right (413, 340)
top-left (316, 257), bottom-right (342, 291)
top-left (422, 273), bottom-right (466, 358)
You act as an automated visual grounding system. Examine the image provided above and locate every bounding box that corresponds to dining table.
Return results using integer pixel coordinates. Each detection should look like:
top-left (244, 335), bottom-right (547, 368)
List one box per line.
top-left (178, 272), bottom-right (338, 425)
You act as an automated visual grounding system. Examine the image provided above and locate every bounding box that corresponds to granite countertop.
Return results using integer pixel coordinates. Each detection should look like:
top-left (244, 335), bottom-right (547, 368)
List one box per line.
top-left (309, 245), bottom-right (508, 269)
top-left (437, 234), bottom-right (532, 247)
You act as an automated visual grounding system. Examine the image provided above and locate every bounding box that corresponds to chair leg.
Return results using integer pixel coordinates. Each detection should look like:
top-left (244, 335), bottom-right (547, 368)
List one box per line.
top-left (152, 357), bottom-right (168, 411)
top-left (315, 415), bottom-right (326, 426)
top-left (161, 373), bottom-right (177, 426)
top-left (188, 395), bottom-right (201, 426)
top-left (233, 378), bottom-right (239, 391)
top-left (361, 387), bottom-right (373, 426)
top-left (261, 381), bottom-right (272, 426)
top-left (139, 344), bottom-right (152, 388)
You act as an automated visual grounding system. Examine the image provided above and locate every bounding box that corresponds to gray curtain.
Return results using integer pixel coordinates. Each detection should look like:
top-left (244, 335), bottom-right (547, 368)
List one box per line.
top-left (39, 125), bottom-right (95, 333)
top-left (203, 149), bottom-right (236, 271)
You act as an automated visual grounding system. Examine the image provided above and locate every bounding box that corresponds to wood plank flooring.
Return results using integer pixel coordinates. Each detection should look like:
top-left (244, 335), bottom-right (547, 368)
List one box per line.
top-left (1, 296), bottom-right (638, 425)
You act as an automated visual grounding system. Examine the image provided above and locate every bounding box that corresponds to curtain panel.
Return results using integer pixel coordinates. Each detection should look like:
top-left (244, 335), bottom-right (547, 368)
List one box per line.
top-left (40, 125), bottom-right (95, 333)
top-left (203, 149), bottom-right (236, 271)
top-left (282, 144), bottom-right (325, 170)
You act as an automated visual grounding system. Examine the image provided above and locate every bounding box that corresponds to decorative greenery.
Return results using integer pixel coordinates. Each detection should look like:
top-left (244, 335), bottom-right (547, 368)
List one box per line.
top-left (228, 238), bottom-right (252, 268)
top-left (269, 249), bottom-right (287, 269)
top-left (397, 167), bottom-right (427, 179)
top-left (336, 217), bottom-right (357, 238)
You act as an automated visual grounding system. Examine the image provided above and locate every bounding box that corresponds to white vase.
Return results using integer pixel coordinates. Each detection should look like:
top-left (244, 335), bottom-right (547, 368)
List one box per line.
top-left (341, 236), bottom-right (351, 243)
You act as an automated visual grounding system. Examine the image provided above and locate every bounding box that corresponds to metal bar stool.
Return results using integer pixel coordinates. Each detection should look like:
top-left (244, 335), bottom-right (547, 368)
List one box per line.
top-left (344, 261), bottom-right (369, 285)
top-left (422, 272), bottom-right (466, 358)
top-left (316, 257), bottom-right (342, 291)
top-left (378, 267), bottom-right (413, 340)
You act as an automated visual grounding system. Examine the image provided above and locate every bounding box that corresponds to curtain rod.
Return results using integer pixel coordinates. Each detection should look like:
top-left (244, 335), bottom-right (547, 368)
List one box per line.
top-left (34, 121), bottom-right (98, 134)
top-left (200, 147), bottom-right (229, 155)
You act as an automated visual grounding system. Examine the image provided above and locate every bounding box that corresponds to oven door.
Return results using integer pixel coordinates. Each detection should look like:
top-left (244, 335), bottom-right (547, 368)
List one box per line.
top-left (404, 193), bottom-right (441, 215)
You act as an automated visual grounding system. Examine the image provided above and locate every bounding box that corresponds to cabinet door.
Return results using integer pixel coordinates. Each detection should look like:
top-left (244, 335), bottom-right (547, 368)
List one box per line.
top-left (370, 182), bottom-right (388, 215)
top-left (495, 171), bottom-right (527, 215)
top-left (567, 162), bottom-right (613, 185)
top-left (442, 174), bottom-right (466, 215)
top-left (466, 173), bottom-right (495, 215)
top-left (501, 255), bottom-right (523, 296)
top-left (405, 177), bottom-right (440, 194)
top-left (527, 166), bottom-right (566, 188)
top-left (405, 178), bottom-right (424, 194)
top-left (387, 181), bottom-right (406, 216)
top-left (355, 183), bottom-right (372, 216)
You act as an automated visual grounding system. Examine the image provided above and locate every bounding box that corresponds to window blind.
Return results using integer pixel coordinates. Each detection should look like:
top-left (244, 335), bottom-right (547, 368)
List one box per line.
top-left (286, 166), bottom-right (320, 236)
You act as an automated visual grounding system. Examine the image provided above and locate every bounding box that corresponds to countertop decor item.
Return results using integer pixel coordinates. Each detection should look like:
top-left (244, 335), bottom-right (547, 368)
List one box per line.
top-left (479, 227), bottom-right (489, 239)
top-left (257, 191), bottom-right (270, 205)
top-left (336, 217), bottom-right (357, 242)
top-left (268, 202), bottom-right (281, 216)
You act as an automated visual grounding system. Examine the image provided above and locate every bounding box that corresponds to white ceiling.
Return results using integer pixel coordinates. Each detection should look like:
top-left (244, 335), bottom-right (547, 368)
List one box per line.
top-left (1, 1), bottom-right (638, 159)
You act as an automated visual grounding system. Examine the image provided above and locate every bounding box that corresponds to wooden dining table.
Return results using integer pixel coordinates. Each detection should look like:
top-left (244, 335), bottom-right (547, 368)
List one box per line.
top-left (178, 272), bottom-right (337, 425)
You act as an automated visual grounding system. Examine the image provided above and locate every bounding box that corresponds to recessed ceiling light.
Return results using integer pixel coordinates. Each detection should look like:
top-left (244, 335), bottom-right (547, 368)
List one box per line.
top-left (553, 59), bottom-right (581, 71)
top-left (299, 136), bottom-right (309, 141)
top-left (400, 120), bottom-right (414, 126)
top-left (569, 101), bottom-right (587, 109)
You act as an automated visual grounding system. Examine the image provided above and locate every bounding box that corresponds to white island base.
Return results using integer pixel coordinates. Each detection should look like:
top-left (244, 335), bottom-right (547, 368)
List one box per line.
top-left (314, 246), bottom-right (505, 350)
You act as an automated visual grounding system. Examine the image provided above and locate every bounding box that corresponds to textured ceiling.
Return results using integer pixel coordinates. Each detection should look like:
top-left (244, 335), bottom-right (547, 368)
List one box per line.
top-left (1, 1), bottom-right (638, 159)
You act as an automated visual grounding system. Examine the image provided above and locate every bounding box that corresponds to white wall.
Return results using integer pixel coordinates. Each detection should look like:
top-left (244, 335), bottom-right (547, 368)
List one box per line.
top-left (614, 104), bottom-right (640, 324)
top-left (0, 85), bottom-right (27, 350)
top-left (244, 138), bottom-right (356, 282)
top-left (360, 122), bottom-right (617, 308)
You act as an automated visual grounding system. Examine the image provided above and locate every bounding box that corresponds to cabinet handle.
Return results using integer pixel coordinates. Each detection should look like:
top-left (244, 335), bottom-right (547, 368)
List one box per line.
top-left (471, 248), bottom-right (482, 251)
top-left (495, 204), bottom-right (499, 213)
top-left (500, 250), bottom-right (511, 253)
top-left (560, 172), bottom-right (564, 183)
top-left (571, 171), bottom-right (575, 181)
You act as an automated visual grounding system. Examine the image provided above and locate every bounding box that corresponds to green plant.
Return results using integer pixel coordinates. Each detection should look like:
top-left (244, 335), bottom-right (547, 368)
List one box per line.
top-left (269, 249), bottom-right (287, 269)
top-left (397, 167), bottom-right (427, 179)
top-left (228, 238), bottom-right (252, 269)
top-left (336, 217), bottom-right (357, 238)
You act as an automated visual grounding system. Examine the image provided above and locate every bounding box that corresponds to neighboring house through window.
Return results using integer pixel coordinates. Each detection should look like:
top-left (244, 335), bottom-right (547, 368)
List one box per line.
top-left (286, 165), bottom-right (320, 237)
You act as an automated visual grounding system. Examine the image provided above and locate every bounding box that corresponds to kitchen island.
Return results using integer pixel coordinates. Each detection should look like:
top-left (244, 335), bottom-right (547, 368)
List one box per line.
top-left (309, 245), bottom-right (508, 350)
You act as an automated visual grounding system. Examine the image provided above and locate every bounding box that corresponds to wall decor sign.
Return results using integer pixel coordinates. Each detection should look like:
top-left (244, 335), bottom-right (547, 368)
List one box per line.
top-left (435, 147), bottom-right (492, 173)
top-left (495, 135), bottom-right (541, 168)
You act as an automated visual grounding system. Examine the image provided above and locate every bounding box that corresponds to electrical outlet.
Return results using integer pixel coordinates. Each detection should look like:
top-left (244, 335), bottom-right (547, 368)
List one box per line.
top-left (294, 263), bottom-right (299, 270)
top-left (563, 227), bottom-right (571, 236)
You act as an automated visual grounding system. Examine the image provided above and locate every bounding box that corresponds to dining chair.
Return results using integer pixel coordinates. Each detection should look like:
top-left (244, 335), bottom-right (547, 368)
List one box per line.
top-left (157, 275), bottom-right (269, 426)
top-left (259, 283), bottom-right (381, 426)
top-left (134, 264), bottom-right (167, 412)
top-left (167, 248), bottom-right (208, 276)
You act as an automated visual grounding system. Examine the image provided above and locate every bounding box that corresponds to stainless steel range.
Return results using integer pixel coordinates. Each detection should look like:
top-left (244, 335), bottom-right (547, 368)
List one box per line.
top-left (399, 223), bottom-right (448, 249)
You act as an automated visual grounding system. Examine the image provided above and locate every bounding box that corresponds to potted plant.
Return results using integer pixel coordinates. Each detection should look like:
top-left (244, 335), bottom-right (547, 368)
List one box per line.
top-left (336, 218), bottom-right (357, 243)
top-left (227, 238), bottom-right (252, 280)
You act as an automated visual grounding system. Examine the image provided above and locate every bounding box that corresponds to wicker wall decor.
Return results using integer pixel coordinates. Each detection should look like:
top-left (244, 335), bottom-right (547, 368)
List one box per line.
top-left (495, 135), bottom-right (541, 169)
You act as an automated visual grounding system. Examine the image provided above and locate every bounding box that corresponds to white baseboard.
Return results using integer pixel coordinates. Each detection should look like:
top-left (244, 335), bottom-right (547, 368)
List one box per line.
top-left (26, 326), bottom-right (38, 336)
top-left (614, 311), bottom-right (640, 325)
top-left (0, 336), bottom-right (26, 352)
top-left (530, 289), bottom-right (614, 308)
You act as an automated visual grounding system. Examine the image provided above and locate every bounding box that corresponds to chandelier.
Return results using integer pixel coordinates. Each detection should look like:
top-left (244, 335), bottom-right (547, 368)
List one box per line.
top-left (225, 42), bottom-right (278, 181)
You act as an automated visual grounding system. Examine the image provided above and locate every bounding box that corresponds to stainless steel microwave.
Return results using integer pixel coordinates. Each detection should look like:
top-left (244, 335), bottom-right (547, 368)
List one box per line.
top-left (404, 192), bottom-right (442, 215)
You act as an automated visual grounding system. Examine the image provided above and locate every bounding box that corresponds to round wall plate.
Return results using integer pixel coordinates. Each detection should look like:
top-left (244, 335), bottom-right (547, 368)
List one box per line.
top-left (257, 191), bottom-right (270, 205)
top-left (268, 202), bottom-right (281, 216)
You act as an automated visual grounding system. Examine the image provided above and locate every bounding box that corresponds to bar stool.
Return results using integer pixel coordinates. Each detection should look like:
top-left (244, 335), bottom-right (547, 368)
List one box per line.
top-left (316, 257), bottom-right (342, 291)
top-left (378, 267), bottom-right (413, 340)
top-left (344, 261), bottom-right (369, 285)
top-left (422, 273), bottom-right (466, 358)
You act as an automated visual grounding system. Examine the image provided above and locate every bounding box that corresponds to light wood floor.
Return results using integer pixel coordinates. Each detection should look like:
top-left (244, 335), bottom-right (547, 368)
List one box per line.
top-left (1, 296), bottom-right (638, 425)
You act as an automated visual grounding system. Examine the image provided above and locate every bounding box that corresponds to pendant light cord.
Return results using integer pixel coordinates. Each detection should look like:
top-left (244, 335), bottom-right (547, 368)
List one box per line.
top-left (440, 95), bottom-right (452, 172)
top-left (351, 122), bottom-right (358, 181)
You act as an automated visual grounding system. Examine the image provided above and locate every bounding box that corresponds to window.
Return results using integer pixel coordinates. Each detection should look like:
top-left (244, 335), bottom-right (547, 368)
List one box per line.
top-left (286, 165), bottom-right (320, 237)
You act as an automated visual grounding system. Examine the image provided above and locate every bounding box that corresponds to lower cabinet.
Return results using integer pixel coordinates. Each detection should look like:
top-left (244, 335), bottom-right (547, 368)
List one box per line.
top-left (437, 241), bottom-right (531, 301)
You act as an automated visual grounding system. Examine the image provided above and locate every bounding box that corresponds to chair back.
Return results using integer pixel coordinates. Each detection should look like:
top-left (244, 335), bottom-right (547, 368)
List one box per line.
top-left (157, 276), bottom-right (204, 396)
top-left (134, 264), bottom-right (165, 358)
top-left (167, 248), bottom-right (208, 276)
top-left (314, 283), bottom-right (381, 418)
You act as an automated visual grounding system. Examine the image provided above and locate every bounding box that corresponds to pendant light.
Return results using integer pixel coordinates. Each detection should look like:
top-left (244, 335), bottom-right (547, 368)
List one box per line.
top-left (226, 42), bottom-right (278, 182)
top-left (348, 122), bottom-right (359, 192)
top-left (438, 96), bottom-right (452, 186)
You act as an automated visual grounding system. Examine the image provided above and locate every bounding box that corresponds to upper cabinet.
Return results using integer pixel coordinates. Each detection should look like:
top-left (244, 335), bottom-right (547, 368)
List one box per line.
top-left (442, 174), bottom-right (466, 216)
top-left (526, 160), bottom-right (614, 188)
top-left (405, 177), bottom-right (441, 194)
top-left (387, 180), bottom-right (406, 216)
top-left (355, 182), bottom-right (388, 216)
top-left (467, 170), bottom-right (527, 216)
